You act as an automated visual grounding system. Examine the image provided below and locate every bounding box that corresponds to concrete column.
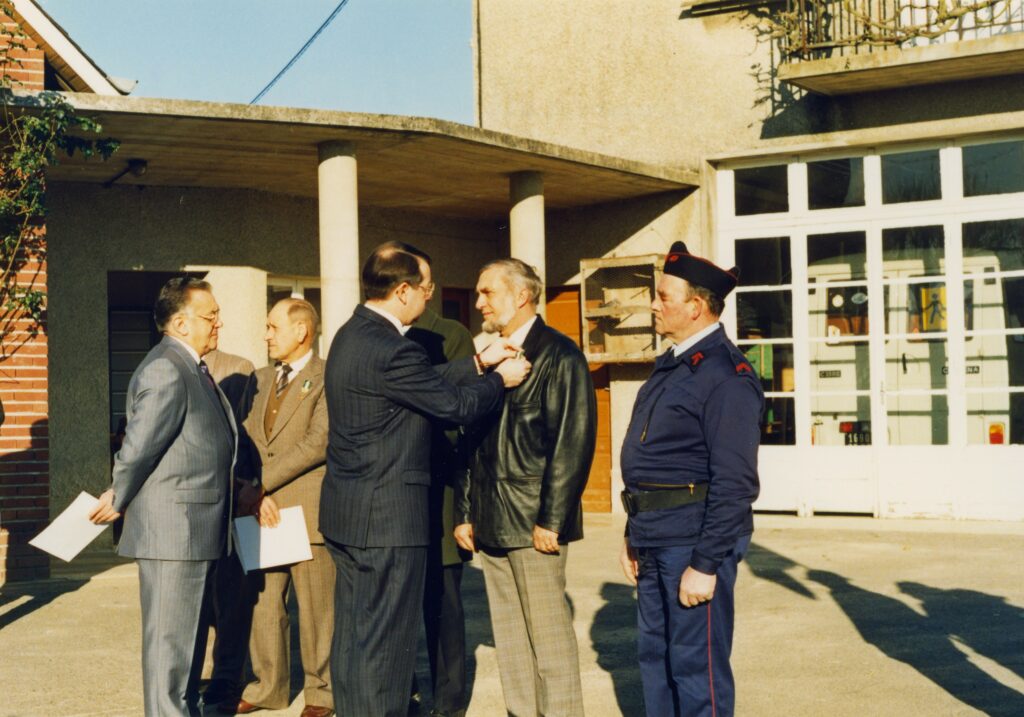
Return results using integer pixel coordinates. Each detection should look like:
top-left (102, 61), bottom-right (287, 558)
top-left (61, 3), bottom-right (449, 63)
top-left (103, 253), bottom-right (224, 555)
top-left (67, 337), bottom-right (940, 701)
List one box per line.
top-left (318, 140), bottom-right (361, 345)
top-left (509, 171), bottom-right (546, 315)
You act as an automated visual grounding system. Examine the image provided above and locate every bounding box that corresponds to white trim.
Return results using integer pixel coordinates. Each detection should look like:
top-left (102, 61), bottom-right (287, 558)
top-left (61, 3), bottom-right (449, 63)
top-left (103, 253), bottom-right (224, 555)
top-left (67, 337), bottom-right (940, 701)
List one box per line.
top-left (13, 0), bottom-right (122, 95)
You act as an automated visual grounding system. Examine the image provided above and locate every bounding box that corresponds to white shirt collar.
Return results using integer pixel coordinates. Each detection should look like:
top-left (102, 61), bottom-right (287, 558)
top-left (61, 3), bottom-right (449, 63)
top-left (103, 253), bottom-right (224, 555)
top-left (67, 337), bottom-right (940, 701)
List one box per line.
top-left (671, 322), bottom-right (721, 357)
top-left (505, 315), bottom-right (539, 348)
top-left (365, 303), bottom-right (410, 335)
top-left (169, 335), bottom-right (202, 365)
top-left (277, 349), bottom-right (313, 384)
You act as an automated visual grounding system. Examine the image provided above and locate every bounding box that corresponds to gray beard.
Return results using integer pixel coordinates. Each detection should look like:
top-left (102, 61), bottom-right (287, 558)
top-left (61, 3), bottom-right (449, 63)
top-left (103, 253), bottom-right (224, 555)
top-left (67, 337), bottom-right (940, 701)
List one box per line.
top-left (482, 306), bottom-right (516, 334)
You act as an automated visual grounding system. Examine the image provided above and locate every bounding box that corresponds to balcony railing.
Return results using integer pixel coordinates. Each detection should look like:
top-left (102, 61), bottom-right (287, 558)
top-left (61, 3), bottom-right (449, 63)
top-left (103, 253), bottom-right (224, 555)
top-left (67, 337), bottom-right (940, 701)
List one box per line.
top-left (781, 0), bottom-right (1024, 61)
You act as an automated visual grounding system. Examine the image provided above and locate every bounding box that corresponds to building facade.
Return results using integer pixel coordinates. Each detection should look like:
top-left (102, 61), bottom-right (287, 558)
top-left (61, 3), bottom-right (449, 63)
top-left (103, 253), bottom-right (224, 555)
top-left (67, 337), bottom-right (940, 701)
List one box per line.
top-left (3, 0), bottom-right (1022, 583)
top-left (473, 0), bottom-right (1024, 520)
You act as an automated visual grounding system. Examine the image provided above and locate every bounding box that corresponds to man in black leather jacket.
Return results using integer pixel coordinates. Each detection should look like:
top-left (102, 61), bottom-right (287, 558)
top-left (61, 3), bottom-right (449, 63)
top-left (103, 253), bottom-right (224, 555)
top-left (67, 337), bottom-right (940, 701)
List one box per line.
top-left (454, 258), bottom-right (596, 717)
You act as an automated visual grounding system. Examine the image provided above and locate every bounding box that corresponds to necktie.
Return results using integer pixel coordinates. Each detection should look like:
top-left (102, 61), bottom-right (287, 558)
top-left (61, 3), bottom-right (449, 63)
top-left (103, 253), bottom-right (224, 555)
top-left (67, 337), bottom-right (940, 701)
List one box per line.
top-left (276, 362), bottom-right (292, 396)
top-left (198, 360), bottom-right (217, 392)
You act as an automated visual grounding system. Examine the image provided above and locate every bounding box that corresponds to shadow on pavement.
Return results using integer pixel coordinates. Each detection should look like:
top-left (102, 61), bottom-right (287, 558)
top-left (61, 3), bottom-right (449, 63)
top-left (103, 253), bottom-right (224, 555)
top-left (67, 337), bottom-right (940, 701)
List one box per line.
top-left (0, 576), bottom-right (88, 630)
top-left (460, 562), bottom-right (492, 706)
top-left (0, 546), bottom-right (129, 630)
top-left (745, 542), bottom-right (816, 599)
top-left (591, 582), bottom-right (644, 716)
top-left (809, 569), bottom-right (1024, 717)
top-left (898, 581), bottom-right (1024, 682)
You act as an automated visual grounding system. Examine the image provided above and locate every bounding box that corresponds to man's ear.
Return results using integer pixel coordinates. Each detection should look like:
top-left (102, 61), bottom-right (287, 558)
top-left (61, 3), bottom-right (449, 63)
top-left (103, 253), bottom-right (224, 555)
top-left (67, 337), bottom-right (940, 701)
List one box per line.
top-left (690, 295), bottom-right (704, 320)
top-left (395, 282), bottom-right (411, 306)
top-left (168, 313), bottom-right (188, 337)
top-left (517, 287), bottom-right (531, 310)
top-left (295, 321), bottom-right (308, 343)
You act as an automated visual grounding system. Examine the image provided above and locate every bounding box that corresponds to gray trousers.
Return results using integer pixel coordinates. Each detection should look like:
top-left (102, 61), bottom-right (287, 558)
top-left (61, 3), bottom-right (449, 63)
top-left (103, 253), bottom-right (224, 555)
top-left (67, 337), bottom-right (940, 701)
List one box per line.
top-left (137, 558), bottom-right (214, 717)
top-left (479, 545), bottom-right (583, 717)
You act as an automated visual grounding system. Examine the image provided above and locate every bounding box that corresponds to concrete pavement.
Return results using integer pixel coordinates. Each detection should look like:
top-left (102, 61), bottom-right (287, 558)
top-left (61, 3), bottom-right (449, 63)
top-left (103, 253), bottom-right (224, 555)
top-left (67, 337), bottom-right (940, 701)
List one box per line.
top-left (1, 514), bottom-right (1022, 716)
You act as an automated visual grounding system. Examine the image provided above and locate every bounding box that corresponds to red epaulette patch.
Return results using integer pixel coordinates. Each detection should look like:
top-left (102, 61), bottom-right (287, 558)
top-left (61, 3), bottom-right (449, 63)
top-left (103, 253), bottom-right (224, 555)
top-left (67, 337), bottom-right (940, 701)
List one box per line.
top-left (690, 351), bottom-right (705, 366)
top-left (736, 362), bottom-right (752, 374)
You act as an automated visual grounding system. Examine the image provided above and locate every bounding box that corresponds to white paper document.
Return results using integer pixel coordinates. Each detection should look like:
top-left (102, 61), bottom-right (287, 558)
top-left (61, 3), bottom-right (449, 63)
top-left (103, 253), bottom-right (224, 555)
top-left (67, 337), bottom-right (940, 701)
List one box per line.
top-left (233, 505), bottom-right (313, 574)
top-left (28, 491), bottom-right (109, 562)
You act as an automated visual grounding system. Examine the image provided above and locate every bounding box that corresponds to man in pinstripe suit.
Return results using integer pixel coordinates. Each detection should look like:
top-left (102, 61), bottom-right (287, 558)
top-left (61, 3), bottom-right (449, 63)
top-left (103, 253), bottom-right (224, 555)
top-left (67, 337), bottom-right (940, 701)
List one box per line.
top-left (90, 277), bottom-right (237, 717)
top-left (320, 243), bottom-right (530, 717)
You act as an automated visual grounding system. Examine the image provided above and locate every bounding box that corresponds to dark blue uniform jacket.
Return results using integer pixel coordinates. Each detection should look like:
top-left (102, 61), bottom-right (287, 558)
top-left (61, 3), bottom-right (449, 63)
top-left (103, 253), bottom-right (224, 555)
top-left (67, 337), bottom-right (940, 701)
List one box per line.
top-left (621, 325), bottom-right (764, 574)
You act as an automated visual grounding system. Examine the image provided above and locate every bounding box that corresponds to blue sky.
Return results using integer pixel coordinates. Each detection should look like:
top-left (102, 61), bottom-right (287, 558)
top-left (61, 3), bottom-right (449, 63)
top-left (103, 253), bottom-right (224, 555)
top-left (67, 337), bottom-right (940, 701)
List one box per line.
top-left (37, 0), bottom-right (476, 123)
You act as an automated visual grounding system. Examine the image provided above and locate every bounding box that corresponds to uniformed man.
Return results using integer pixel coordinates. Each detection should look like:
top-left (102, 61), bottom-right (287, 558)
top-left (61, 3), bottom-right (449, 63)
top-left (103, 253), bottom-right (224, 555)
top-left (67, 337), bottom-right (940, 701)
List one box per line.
top-left (619, 241), bottom-right (763, 717)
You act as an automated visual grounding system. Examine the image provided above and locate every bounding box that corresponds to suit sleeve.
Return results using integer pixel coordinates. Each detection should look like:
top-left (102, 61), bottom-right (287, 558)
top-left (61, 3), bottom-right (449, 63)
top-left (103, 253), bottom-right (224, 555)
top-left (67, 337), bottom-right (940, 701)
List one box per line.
top-left (260, 386), bottom-right (329, 493)
top-left (434, 354), bottom-right (480, 386)
top-left (111, 358), bottom-right (187, 513)
top-left (536, 350), bottom-right (597, 534)
top-left (382, 341), bottom-right (503, 425)
top-left (690, 376), bottom-right (762, 574)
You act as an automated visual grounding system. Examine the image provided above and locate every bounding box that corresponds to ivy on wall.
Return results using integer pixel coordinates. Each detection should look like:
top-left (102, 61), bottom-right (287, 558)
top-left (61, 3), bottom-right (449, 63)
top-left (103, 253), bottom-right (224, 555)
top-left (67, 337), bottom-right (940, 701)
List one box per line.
top-left (1, 0), bottom-right (118, 354)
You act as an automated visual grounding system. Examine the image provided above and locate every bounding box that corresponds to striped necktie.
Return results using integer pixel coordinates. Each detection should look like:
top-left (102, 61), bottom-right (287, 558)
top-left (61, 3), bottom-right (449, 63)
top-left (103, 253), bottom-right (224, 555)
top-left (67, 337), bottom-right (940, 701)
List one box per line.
top-left (198, 360), bottom-right (217, 392)
top-left (276, 362), bottom-right (293, 396)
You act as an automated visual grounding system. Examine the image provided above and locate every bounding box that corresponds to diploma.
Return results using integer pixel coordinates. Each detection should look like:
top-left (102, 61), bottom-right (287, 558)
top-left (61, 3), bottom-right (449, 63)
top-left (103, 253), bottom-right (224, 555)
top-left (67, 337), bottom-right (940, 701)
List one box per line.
top-left (28, 491), bottom-right (109, 562)
top-left (232, 505), bottom-right (313, 574)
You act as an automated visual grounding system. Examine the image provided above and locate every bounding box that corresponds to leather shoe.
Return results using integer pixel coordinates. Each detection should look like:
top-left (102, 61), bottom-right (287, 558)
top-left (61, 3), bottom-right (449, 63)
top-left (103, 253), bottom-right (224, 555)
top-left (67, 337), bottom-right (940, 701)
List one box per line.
top-left (202, 680), bottom-right (240, 706)
top-left (429, 710), bottom-right (466, 717)
top-left (218, 698), bottom-right (262, 714)
top-left (300, 707), bottom-right (334, 717)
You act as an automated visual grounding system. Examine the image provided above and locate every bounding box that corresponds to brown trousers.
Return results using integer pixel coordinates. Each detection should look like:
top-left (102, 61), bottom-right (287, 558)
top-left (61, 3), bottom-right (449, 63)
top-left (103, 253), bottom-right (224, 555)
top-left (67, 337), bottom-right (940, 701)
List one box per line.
top-left (241, 544), bottom-right (335, 709)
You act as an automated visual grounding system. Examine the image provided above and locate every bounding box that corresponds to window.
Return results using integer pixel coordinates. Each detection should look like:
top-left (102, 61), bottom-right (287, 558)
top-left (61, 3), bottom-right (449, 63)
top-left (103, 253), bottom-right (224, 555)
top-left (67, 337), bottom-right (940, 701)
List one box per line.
top-left (808, 158), bottom-right (865, 210)
top-left (963, 140), bottom-right (1024, 197)
top-left (734, 236), bottom-right (795, 445)
top-left (721, 141), bottom-right (1024, 449)
top-left (734, 165), bottom-right (788, 215)
top-left (881, 150), bottom-right (941, 204)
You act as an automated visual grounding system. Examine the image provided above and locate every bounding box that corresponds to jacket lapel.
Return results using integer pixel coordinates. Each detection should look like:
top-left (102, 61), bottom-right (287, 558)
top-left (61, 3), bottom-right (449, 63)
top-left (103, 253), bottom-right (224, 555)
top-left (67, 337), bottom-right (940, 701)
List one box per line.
top-left (250, 367), bottom-right (274, 450)
top-left (521, 316), bottom-right (546, 361)
top-left (268, 357), bottom-right (322, 444)
top-left (162, 337), bottom-right (235, 445)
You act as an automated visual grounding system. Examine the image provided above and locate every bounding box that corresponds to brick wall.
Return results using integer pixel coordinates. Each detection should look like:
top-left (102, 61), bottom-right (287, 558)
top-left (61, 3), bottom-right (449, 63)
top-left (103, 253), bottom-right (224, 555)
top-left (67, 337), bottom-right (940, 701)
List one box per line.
top-left (2, 10), bottom-right (45, 92)
top-left (1, 8), bottom-right (51, 586)
top-left (0, 246), bottom-right (50, 584)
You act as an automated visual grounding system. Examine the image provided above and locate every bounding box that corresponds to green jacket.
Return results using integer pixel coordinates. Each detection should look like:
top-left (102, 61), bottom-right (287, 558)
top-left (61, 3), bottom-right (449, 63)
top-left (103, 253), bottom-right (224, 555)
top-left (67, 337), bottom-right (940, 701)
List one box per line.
top-left (407, 308), bottom-right (476, 565)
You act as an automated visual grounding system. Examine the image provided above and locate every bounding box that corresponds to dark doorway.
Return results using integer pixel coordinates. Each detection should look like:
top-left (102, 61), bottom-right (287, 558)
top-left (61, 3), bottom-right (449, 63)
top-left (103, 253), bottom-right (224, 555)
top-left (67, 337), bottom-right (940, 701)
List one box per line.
top-left (107, 271), bottom-right (204, 433)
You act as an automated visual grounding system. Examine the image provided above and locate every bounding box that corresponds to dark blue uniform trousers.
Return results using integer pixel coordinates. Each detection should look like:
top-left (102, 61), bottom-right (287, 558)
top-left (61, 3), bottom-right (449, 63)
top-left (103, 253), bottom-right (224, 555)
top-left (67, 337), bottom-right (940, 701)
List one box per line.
top-left (636, 536), bottom-right (750, 717)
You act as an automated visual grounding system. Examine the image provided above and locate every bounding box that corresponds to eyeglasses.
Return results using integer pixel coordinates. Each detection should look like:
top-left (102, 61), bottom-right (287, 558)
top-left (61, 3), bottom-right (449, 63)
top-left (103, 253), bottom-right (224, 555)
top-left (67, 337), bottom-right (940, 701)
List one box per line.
top-left (190, 311), bottom-right (220, 325)
top-left (417, 281), bottom-right (435, 299)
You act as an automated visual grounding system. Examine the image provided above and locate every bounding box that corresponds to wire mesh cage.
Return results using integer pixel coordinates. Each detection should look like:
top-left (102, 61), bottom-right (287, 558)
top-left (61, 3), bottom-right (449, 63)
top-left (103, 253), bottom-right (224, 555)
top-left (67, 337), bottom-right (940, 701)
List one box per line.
top-left (580, 255), bottom-right (663, 363)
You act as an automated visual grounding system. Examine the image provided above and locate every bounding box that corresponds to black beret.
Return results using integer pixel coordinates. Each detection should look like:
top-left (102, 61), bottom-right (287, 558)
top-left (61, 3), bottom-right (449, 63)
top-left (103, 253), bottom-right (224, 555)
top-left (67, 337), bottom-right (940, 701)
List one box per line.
top-left (662, 241), bottom-right (739, 298)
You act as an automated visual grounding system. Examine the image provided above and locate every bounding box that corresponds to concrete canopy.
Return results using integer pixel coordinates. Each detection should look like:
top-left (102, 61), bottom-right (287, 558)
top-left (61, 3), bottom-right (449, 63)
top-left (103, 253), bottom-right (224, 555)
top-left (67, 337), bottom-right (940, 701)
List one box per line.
top-left (43, 94), bottom-right (698, 220)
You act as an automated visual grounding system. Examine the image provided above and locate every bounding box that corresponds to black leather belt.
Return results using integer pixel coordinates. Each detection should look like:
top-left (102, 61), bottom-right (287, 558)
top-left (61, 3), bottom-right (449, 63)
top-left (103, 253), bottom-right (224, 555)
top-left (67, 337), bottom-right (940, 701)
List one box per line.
top-left (620, 484), bottom-right (708, 516)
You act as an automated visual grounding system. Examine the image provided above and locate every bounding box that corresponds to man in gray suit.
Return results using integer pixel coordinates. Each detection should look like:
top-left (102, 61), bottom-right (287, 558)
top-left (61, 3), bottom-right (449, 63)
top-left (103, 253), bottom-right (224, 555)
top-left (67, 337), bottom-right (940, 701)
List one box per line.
top-left (90, 277), bottom-right (237, 717)
top-left (227, 298), bottom-right (334, 717)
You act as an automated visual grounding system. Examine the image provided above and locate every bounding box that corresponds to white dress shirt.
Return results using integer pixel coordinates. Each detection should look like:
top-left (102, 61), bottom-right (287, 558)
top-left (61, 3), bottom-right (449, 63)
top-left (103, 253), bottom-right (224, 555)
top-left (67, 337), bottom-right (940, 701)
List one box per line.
top-left (277, 349), bottom-right (313, 386)
top-left (671, 322), bottom-right (722, 357)
top-left (506, 315), bottom-right (539, 348)
top-left (365, 303), bottom-right (410, 336)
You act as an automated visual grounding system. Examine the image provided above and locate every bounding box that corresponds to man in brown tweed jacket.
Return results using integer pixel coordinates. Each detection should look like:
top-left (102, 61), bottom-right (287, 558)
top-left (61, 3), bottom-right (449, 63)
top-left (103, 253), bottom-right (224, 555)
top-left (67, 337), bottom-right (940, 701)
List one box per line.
top-left (223, 298), bottom-right (334, 717)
